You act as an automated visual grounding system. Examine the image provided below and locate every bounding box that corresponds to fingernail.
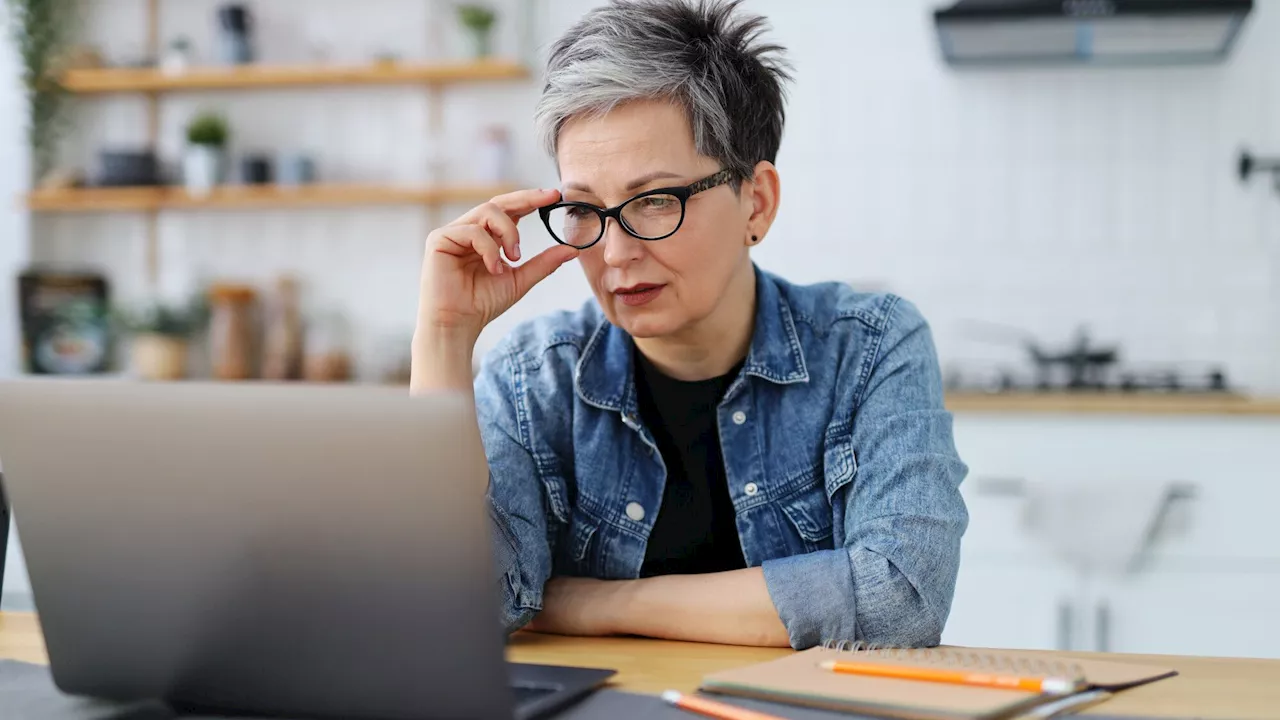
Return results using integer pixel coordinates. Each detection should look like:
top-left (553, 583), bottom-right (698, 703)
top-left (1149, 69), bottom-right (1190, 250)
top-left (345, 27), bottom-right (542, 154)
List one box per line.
top-left (497, 263), bottom-right (505, 275)
top-left (513, 244), bottom-right (522, 260)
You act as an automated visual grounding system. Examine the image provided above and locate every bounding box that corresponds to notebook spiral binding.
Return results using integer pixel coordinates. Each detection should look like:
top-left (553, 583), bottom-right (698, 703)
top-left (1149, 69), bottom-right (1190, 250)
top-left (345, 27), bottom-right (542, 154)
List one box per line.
top-left (818, 640), bottom-right (1087, 680)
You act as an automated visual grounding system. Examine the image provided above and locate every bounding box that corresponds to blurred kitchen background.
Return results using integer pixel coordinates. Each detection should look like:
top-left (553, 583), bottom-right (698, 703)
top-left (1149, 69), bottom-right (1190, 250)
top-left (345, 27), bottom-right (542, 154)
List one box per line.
top-left (2, 0), bottom-right (1279, 657)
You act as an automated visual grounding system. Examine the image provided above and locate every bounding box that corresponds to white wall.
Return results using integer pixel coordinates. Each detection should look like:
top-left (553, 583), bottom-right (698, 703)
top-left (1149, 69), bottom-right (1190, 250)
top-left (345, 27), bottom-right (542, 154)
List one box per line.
top-left (0, 4), bottom-right (29, 377)
top-left (19, 0), bottom-right (1280, 390)
top-left (763, 0), bottom-right (1280, 390)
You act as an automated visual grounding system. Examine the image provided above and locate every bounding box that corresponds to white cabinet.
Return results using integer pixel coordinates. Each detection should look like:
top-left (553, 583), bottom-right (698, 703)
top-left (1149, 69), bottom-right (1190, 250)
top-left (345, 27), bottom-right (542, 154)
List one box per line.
top-left (948, 564), bottom-right (1280, 659)
top-left (1103, 569), bottom-right (1280, 659)
top-left (945, 412), bottom-right (1280, 658)
top-left (944, 559), bottom-right (1075, 651)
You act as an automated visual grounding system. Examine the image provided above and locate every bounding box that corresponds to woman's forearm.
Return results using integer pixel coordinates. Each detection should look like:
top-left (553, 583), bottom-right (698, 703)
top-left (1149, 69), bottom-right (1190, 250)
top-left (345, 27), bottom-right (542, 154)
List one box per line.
top-left (614, 568), bottom-right (791, 647)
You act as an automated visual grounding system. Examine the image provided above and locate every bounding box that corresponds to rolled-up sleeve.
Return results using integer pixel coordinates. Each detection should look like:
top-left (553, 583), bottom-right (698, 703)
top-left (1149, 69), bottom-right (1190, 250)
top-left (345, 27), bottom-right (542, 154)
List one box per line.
top-left (762, 298), bottom-right (969, 649)
top-left (474, 351), bottom-right (555, 634)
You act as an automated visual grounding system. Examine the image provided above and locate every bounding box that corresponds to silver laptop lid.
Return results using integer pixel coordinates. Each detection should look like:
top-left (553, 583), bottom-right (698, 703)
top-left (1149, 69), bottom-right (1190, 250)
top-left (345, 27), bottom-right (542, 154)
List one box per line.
top-left (0, 379), bottom-right (512, 720)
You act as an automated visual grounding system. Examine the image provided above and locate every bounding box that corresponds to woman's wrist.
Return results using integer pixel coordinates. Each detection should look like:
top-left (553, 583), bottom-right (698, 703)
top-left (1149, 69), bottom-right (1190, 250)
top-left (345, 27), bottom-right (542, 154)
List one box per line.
top-left (603, 578), bottom-right (649, 636)
top-left (410, 327), bottom-right (479, 394)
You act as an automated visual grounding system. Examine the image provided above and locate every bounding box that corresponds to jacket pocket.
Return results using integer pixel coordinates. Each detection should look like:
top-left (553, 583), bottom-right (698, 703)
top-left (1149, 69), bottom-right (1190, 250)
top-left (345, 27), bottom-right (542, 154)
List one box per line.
top-left (779, 483), bottom-right (835, 553)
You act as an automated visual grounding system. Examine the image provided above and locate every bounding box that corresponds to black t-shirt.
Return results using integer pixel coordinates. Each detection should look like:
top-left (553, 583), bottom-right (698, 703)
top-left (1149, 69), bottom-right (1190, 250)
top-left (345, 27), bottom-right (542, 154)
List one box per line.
top-left (634, 349), bottom-right (747, 577)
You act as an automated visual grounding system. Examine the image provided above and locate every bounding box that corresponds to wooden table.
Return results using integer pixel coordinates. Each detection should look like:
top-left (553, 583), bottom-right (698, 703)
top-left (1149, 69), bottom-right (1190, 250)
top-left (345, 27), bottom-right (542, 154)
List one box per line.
top-left (5, 612), bottom-right (1280, 718)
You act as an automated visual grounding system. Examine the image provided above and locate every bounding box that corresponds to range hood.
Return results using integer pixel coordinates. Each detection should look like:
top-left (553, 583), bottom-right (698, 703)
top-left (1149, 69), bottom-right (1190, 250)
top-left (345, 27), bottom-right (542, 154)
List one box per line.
top-left (934, 0), bottom-right (1253, 67)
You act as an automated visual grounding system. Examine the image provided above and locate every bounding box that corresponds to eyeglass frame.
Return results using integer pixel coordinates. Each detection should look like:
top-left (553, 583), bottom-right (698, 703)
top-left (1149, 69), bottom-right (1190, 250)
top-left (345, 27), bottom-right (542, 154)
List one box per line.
top-left (538, 169), bottom-right (736, 250)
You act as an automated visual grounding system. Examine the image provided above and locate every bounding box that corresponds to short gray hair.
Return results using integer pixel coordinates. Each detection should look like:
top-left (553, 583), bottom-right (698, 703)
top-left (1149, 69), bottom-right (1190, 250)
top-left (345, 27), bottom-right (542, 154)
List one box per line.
top-left (535, 0), bottom-right (792, 182)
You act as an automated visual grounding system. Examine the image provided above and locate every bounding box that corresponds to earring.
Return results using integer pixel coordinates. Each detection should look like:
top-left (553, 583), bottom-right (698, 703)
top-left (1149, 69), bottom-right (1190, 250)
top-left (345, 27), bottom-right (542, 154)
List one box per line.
top-left (750, 235), bottom-right (759, 244)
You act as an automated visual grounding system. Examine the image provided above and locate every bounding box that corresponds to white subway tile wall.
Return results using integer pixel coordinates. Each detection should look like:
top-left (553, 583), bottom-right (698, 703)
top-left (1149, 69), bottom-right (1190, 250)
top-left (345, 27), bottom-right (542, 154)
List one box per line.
top-left (16, 0), bottom-right (1280, 389)
top-left (0, 9), bottom-right (30, 378)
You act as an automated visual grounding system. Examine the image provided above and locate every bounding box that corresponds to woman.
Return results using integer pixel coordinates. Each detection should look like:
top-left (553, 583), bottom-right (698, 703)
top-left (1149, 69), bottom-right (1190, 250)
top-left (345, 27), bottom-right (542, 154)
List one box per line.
top-left (411, 0), bottom-right (967, 650)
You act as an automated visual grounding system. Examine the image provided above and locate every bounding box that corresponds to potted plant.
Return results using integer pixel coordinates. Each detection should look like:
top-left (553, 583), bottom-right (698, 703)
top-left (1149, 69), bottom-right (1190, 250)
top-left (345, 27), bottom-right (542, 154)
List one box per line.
top-left (183, 112), bottom-right (229, 197)
top-left (457, 4), bottom-right (497, 59)
top-left (116, 297), bottom-right (208, 381)
top-left (161, 36), bottom-right (193, 76)
top-left (6, 0), bottom-right (78, 184)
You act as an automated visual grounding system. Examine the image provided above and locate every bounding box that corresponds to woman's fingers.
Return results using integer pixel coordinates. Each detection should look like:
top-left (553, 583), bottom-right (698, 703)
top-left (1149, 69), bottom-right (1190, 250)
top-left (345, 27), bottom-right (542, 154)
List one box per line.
top-left (454, 189), bottom-right (559, 265)
top-left (467, 202), bottom-right (523, 263)
top-left (513, 244), bottom-right (580, 299)
top-left (433, 223), bottom-right (506, 276)
top-left (453, 190), bottom-right (563, 266)
top-left (428, 188), bottom-right (573, 283)
top-left (485, 187), bottom-right (562, 222)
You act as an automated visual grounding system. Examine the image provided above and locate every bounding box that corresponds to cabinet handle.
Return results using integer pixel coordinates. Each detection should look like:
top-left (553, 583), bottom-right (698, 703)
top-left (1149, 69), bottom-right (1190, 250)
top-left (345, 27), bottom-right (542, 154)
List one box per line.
top-left (1131, 481), bottom-right (1198, 572)
top-left (1096, 600), bottom-right (1111, 653)
top-left (1056, 600), bottom-right (1073, 651)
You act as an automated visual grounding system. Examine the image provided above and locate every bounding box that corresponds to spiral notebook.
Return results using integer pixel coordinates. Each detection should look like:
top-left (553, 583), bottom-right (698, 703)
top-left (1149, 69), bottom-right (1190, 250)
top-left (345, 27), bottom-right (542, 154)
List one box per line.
top-left (700, 644), bottom-right (1177, 720)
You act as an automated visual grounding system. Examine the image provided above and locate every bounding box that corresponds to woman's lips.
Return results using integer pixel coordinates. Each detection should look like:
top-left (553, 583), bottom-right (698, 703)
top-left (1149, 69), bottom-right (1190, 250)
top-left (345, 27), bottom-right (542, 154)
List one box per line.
top-left (615, 284), bottom-right (665, 307)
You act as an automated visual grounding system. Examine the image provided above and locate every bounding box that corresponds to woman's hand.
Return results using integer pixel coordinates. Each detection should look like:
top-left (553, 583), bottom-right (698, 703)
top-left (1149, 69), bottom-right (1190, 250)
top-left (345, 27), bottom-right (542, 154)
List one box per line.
top-left (412, 188), bottom-right (579, 392)
top-left (417, 188), bottom-right (579, 344)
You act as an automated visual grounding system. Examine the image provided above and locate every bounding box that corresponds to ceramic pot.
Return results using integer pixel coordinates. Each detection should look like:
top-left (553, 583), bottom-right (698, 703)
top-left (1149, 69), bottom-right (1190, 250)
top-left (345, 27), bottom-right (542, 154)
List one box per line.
top-left (131, 334), bottom-right (189, 381)
top-left (183, 144), bottom-right (224, 197)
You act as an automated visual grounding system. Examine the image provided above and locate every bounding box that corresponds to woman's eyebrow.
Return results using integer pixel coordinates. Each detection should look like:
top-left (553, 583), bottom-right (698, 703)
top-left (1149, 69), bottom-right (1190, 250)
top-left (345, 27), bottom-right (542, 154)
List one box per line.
top-left (564, 171), bottom-right (685, 194)
top-left (625, 171), bottom-right (683, 191)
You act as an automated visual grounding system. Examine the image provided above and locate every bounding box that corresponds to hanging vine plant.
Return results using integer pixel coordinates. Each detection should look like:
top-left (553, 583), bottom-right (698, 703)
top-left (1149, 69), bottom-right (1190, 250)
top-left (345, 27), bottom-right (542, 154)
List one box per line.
top-left (5, 0), bottom-right (77, 183)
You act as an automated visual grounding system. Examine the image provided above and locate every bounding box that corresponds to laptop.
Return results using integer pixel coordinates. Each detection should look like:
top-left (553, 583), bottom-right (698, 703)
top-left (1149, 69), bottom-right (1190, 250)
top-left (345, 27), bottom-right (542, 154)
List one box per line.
top-left (0, 379), bottom-right (614, 720)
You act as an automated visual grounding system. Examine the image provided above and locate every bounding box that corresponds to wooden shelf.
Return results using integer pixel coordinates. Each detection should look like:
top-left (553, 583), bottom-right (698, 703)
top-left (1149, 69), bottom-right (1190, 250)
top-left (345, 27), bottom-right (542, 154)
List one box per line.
top-left (60, 60), bottom-right (530, 93)
top-left (26, 183), bottom-right (517, 212)
top-left (945, 391), bottom-right (1280, 416)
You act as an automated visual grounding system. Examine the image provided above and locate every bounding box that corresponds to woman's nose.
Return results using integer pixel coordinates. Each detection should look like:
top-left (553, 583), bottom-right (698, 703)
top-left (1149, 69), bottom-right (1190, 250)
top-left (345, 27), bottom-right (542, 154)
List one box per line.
top-left (601, 218), bottom-right (645, 268)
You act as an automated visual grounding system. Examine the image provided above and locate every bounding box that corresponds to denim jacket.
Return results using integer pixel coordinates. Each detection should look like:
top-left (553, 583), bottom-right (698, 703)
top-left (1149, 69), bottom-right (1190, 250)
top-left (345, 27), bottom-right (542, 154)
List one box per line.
top-left (475, 267), bottom-right (969, 649)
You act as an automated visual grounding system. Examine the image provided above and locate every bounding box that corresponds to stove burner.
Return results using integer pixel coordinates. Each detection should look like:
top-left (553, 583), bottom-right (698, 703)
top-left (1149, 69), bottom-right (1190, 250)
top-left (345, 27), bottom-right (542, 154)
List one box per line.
top-left (945, 365), bottom-right (1232, 395)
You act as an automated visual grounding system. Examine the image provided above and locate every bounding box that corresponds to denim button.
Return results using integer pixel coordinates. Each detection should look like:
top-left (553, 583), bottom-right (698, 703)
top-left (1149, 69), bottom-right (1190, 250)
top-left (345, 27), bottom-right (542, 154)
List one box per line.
top-left (626, 502), bottom-right (645, 522)
top-left (732, 411), bottom-right (747, 425)
top-left (744, 482), bottom-right (759, 497)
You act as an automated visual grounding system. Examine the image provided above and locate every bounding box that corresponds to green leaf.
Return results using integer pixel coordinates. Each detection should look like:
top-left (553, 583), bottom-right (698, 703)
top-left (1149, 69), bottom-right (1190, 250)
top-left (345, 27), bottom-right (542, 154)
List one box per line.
top-left (457, 4), bottom-right (496, 31)
top-left (186, 112), bottom-right (229, 146)
top-left (113, 295), bottom-right (211, 338)
top-left (6, 0), bottom-right (78, 181)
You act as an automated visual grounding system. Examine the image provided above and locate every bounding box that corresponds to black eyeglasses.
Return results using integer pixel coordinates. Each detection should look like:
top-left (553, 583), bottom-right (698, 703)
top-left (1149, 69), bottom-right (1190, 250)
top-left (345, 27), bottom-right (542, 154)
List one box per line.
top-left (539, 169), bottom-right (735, 250)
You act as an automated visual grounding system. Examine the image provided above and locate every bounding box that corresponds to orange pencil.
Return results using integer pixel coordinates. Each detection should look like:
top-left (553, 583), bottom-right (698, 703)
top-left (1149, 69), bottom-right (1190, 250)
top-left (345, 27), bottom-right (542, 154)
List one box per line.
top-left (818, 660), bottom-right (1083, 695)
top-left (661, 690), bottom-right (789, 720)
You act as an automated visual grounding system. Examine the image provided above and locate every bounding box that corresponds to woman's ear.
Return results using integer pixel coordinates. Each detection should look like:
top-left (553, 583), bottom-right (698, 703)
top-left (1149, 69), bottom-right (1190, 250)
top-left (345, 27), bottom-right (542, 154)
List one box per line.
top-left (744, 160), bottom-right (780, 246)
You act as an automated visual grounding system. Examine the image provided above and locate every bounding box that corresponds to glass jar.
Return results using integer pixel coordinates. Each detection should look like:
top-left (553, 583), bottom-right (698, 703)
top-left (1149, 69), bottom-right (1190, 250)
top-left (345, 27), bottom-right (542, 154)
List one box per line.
top-left (303, 310), bottom-right (352, 383)
top-left (261, 275), bottom-right (304, 381)
top-left (208, 283), bottom-right (258, 380)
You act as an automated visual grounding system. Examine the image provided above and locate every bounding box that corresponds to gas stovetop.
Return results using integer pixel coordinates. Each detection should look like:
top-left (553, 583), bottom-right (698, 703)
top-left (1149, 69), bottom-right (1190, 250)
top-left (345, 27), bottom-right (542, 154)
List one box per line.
top-left (944, 364), bottom-right (1231, 394)
top-left (949, 324), bottom-right (1233, 395)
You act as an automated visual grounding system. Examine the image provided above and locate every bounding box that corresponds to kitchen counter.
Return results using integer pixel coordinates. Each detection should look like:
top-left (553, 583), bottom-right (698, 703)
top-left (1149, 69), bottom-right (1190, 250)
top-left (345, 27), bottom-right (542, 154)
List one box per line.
top-left (945, 392), bottom-right (1280, 416)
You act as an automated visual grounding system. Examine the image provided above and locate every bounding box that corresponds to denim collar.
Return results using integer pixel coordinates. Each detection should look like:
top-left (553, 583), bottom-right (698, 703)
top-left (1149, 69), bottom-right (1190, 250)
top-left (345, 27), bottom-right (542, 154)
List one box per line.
top-left (573, 266), bottom-right (810, 416)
